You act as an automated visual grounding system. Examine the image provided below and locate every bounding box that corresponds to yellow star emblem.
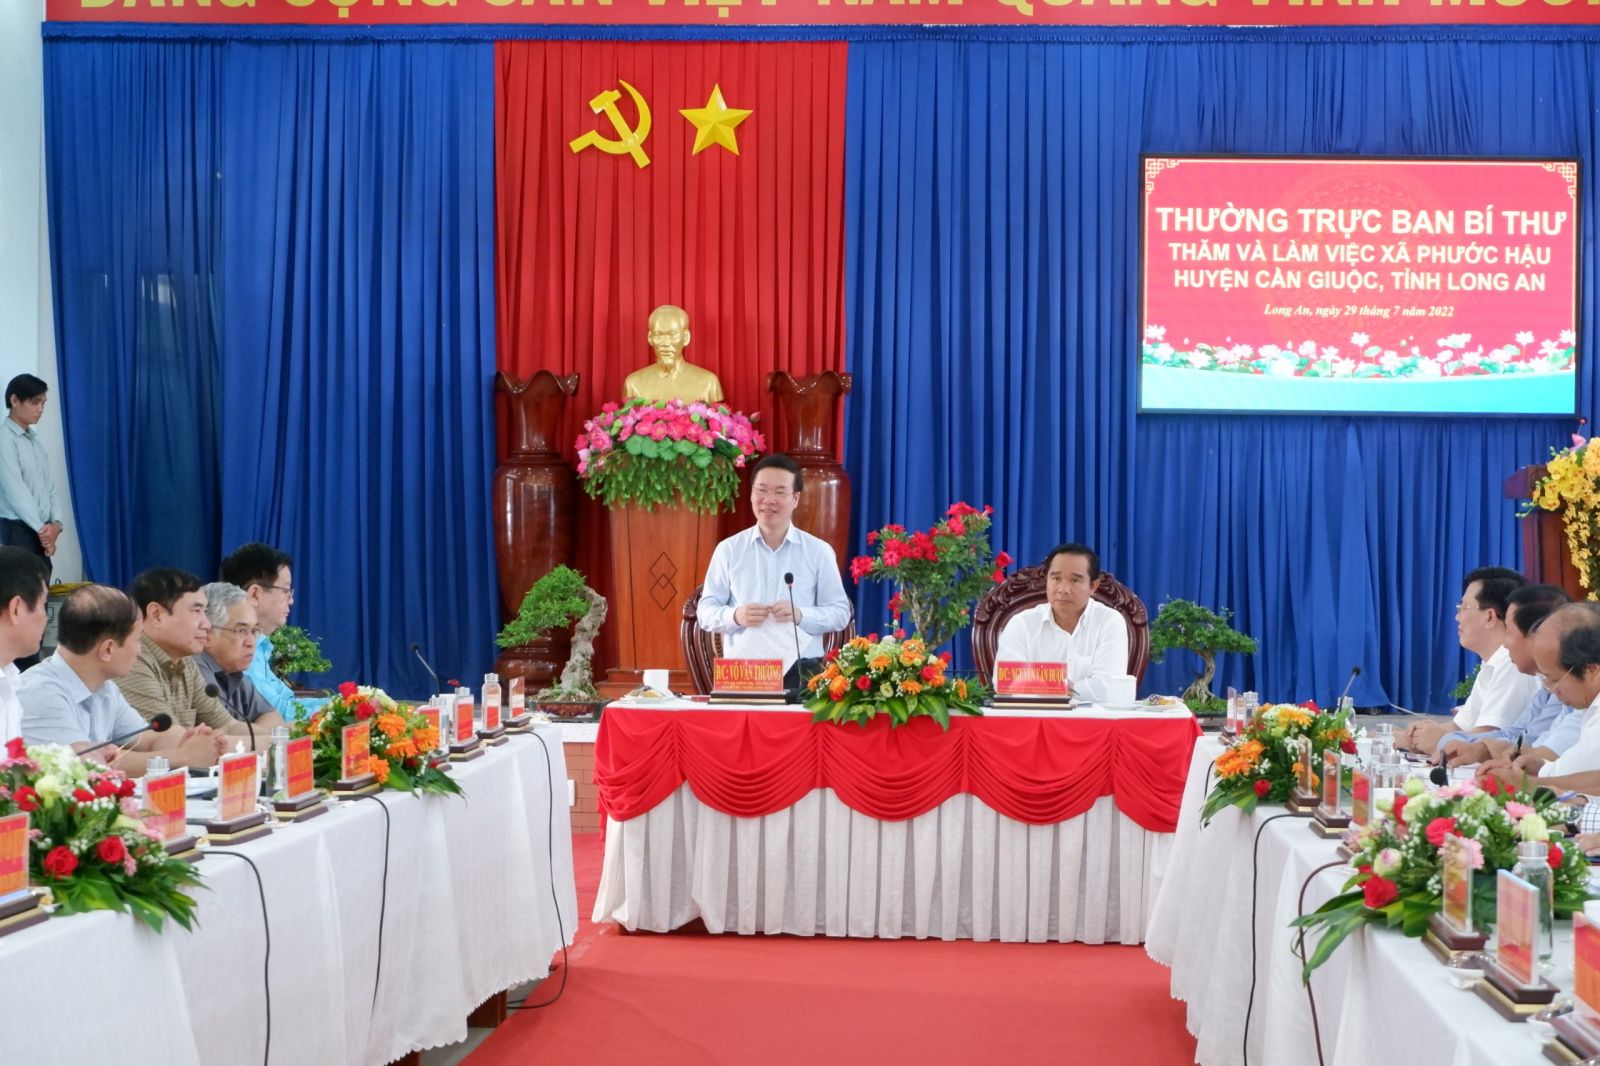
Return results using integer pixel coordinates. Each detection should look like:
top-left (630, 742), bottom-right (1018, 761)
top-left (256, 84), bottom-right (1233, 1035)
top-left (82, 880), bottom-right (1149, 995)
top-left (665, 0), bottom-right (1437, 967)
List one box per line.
top-left (680, 84), bottom-right (752, 157)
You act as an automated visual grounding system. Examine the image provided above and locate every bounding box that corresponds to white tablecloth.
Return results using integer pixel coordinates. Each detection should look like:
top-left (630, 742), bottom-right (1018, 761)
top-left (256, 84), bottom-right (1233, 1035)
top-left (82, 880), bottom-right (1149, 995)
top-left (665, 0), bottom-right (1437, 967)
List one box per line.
top-left (0, 723), bottom-right (578, 1066)
top-left (593, 784), bottom-right (1167, 944)
top-left (1146, 737), bottom-right (1558, 1066)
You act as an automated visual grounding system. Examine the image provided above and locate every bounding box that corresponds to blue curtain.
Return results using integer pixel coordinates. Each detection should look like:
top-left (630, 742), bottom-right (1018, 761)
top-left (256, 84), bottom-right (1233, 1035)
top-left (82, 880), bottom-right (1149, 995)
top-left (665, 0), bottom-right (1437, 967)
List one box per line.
top-left (44, 38), bottom-right (498, 697)
top-left (843, 36), bottom-right (1600, 711)
top-left (43, 43), bottom-right (225, 585)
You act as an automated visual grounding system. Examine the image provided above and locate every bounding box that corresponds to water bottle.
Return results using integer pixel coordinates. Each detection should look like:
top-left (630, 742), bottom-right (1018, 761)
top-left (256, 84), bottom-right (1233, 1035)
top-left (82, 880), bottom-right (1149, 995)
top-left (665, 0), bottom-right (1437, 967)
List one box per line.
top-left (482, 673), bottom-right (502, 732)
top-left (1513, 840), bottom-right (1556, 966)
top-left (269, 726), bottom-right (290, 797)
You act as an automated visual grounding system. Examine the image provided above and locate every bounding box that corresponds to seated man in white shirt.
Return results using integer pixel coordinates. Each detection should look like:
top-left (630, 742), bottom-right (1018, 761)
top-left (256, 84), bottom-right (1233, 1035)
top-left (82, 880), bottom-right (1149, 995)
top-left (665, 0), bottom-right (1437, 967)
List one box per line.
top-left (0, 545), bottom-right (49, 743)
top-left (1479, 603), bottom-right (1600, 792)
top-left (697, 453), bottom-right (852, 682)
top-left (19, 585), bottom-right (221, 773)
top-left (1401, 566), bottom-right (1539, 754)
top-left (992, 543), bottom-right (1128, 704)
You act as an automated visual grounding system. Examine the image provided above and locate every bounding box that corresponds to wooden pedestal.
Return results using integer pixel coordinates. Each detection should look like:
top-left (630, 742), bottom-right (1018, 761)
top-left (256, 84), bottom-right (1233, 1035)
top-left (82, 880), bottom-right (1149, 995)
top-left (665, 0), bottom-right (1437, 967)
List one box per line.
top-left (1507, 464), bottom-right (1587, 602)
top-left (606, 500), bottom-right (721, 690)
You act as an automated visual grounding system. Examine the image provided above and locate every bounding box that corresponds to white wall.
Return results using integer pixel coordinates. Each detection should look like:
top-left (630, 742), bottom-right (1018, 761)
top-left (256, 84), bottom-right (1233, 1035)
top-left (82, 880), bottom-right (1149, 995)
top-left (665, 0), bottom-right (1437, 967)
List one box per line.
top-left (0, 4), bottom-right (83, 582)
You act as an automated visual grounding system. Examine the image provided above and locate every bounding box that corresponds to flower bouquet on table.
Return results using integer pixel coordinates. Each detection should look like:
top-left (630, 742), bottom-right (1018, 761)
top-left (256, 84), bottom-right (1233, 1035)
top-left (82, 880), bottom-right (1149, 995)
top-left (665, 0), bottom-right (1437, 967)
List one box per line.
top-left (574, 399), bottom-right (765, 513)
top-left (848, 502), bottom-right (1013, 652)
top-left (293, 683), bottom-right (462, 797)
top-left (0, 739), bottom-right (202, 930)
top-left (1200, 701), bottom-right (1354, 824)
top-left (1290, 776), bottom-right (1593, 977)
top-left (804, 633), bottom-right (988, 730)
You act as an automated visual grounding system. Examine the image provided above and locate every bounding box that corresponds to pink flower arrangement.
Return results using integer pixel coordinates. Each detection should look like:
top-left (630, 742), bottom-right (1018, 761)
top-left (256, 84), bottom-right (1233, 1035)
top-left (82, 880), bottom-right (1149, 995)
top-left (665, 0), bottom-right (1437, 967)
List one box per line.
top-left (575, 399), bottom-right (765, 514)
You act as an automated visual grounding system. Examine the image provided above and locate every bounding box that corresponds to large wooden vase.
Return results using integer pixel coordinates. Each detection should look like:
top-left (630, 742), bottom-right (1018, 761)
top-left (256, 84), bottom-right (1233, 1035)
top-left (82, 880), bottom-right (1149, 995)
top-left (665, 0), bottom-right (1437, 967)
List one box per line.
top-left (493, 370), bottom-right (580, 687)
top-left (1505, 464), bottom-right (1586, 601)
top-left (768, 370), bottom-right (853, 567)
top-left (606, 500), bottom-right (721, 691)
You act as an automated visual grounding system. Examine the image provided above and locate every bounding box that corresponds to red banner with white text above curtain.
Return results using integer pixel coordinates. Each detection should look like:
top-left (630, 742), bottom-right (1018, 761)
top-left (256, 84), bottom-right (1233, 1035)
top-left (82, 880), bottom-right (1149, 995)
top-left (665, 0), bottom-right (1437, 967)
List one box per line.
top-left (494, 40), bottom-right (849, 674)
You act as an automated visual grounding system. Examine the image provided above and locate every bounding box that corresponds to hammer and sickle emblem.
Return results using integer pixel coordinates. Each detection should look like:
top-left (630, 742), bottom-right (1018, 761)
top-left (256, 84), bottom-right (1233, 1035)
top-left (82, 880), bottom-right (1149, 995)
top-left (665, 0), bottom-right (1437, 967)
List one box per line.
top-left (569, 80), bottom-right (653, 170)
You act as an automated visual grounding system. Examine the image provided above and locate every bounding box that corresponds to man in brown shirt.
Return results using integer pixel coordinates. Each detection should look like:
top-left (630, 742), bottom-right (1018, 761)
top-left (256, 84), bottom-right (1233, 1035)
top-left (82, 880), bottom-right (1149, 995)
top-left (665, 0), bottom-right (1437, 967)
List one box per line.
top-left (116, 568), bottom-right (260, 750)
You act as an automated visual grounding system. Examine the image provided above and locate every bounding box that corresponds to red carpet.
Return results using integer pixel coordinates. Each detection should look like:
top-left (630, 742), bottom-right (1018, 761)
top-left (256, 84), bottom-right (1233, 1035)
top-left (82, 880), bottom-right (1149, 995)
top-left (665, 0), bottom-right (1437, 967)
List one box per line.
top-left (470, 832), bottom-right (1197, 1066)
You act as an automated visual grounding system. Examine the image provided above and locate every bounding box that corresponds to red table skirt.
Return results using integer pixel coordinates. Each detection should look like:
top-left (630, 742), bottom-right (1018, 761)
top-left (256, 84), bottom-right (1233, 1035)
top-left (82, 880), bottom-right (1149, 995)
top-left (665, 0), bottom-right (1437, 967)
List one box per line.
top-left (594, 708), bottom-right (1201, 833)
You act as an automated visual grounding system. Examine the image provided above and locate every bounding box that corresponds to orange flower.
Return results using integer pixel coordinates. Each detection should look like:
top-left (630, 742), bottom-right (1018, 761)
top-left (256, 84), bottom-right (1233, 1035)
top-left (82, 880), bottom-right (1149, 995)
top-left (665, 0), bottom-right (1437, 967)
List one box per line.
top-left (375, 713), bottom-right (408, 740)
top-left (829, 675), bottom-right (849, 699)
top-left (849, 636), bottom-right (872, 650)
top-left (869, 655), bottom-right (892, 671)
top-left (899, 650), bottom-right (921, 667)
top-left (307, 712), bottom-right (324, 738)
top-left (413, 725), bottom-right (439, 752)
top-left (368, 755), bottom-right (391, 784)
top-left (1216, 740), bottom-right (1265, 779)
top-left (388, 737), bottom-right (418, 760)
top-left (901, 680), bottom-right (924, 696)
top-left (902, 639), bottom-right (927, 658)
top-left (955, 679), bottom-right (968, 699)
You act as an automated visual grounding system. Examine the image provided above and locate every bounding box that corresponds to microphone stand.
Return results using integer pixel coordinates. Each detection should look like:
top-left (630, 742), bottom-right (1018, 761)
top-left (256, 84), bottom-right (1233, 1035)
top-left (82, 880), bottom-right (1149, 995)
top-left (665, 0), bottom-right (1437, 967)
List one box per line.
top-left (784, 572), bottom-right (807, 698)
top-left (411, 642), bottom-right (442, 695)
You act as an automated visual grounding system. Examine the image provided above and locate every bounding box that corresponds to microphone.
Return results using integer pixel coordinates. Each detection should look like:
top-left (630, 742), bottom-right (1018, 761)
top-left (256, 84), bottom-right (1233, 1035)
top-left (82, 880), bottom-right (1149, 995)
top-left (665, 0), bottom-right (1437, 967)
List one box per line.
top-left (783, 572), bottom-right (807, 696)
top-left (411, 642), bottom-right (441, 695)
top-left (109, 712), bottom-right (172, 747)
top-left (1430, 750), bottom-right (1450, 787)
top-left (204, 681), bottom-right (256, 752)
top-left (1335, 666), bottom-right (1361, 711)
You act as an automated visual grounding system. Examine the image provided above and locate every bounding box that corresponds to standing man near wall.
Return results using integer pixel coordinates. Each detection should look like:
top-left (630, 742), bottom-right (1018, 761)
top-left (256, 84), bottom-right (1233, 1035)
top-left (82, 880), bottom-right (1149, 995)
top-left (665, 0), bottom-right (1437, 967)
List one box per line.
top-left (0, 374), bottom-right (63, 669)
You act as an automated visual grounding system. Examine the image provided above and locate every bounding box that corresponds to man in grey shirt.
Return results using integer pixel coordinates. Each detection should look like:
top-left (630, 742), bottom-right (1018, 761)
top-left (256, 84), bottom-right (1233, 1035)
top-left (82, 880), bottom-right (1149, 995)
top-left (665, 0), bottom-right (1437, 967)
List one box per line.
top-left (20, 585), bottom-right (221, 773)
top-left (0, 374), bottom-right (62, 568)
top-left (194, 582), bottom-right (283, 733)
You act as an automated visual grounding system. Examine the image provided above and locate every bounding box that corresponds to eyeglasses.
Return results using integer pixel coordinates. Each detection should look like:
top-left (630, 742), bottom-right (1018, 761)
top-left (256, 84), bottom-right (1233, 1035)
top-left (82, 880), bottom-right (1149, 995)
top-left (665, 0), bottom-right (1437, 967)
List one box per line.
top-left (215, 624), bottom-right (263, 639)
top-left (264, 584), bottom-right (295, 598)
top-left (1537, 666), bottom-right (1572, 691)
top-left (752, 488), bottom-right (795, 500)
top-left (1455, 600), bottom-right (1487, 615)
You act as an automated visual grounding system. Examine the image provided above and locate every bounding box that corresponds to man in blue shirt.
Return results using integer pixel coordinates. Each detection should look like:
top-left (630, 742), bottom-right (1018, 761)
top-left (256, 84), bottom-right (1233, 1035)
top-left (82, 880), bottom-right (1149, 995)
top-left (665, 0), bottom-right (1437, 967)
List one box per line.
top-left (219, 543), bottom-right (306, 720)
top-left (1439, 584), bottom-right (1577, 765)
top-left (697, 454), bottom-right (852, 674)
top-left (0, 374), bottom-right (62, 570)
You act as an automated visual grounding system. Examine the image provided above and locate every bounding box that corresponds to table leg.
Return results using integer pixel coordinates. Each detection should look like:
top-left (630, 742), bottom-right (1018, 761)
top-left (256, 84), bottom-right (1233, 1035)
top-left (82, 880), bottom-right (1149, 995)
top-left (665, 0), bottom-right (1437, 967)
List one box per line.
top-left (467, 991), bottom-right (509, 1029)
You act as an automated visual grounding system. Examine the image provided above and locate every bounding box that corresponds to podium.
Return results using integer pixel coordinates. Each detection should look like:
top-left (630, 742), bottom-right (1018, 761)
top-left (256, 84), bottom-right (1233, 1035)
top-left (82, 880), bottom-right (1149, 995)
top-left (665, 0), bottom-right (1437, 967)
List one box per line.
top-left (1505, 465), bottom-right (1586, 602)
top-left (606, 500), bottom-right (721, 691)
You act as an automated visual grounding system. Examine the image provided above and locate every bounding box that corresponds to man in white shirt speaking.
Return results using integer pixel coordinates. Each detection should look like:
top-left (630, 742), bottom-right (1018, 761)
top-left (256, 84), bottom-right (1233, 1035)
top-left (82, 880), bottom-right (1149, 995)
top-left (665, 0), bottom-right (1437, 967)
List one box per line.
top-left (697, 454), bottom-right (852, 682)
top-left (993, 543), bottom-right (1128, 705)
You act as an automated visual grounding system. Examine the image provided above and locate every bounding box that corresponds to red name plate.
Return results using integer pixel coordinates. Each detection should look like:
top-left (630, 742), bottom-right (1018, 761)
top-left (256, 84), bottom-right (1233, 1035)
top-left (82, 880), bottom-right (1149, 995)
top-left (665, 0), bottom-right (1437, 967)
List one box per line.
top-left (994, 661), bottom-right (1069, 697)
top-left (713, 659), bottom-right (785, 693)
top-left (1321, 748), bottom-right (1340, 811)
top-left (341, 722), bottom-right (372, 780)
top-left (0, 813), bottom-right (28, 896)
top-left (1497, 869), bottom-right (1538, 987)
top-left (144, 770), bottom-right (188, 843)
top-left (484, 692), bottom-right (502, 732)
top-left (1577, 914), bottom-right (1600, 1030)
top-left (1350, 768), bottom-right (1370, 826)
top-left (217, 752), bottom-right (259, 822)
top-left (285, 736), bottom-right (315, 799)
top-left (454, 698), bottom-right (476, 743)
top-left (508, 676), bottom-right (525, 716)
top-left (1442, 836), bottom-right (1472, 933)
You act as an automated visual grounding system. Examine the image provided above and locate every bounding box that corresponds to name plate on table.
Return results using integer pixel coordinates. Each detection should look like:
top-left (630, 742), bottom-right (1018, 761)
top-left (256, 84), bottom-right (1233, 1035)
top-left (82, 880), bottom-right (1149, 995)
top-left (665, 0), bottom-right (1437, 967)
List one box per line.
top-left (1426, 835), bottom-right (1487, 959)
top-left (450, 694), bottom-right (484, 761)
top-left (712, 659), bottom-right (786, 700)
top-left (143, 770), bottom-right (200, 861)
top-left (1551, 915), bottom-right (1600, 1058)
top-left (1287, 735), bottom-right (1318, 814)
top-left (1311, 748), bottom-right (1350, 837)
top-left (273, 736), bottom-right (328, 823)
top-left (334, 722), bottom-right (381, 797)
top-left (418, 706), bottom-right (450, 767)
top-left (505, 676), bottom-right (531, 731)
top-left (0, 813), bottom-right (44, 938)
top-left (204, 751), bottom-right (270, 845)
top-left (480, 688), bottom-right (505, 744)
top-left (995, 661), bottom-right (1068, 698)
top-left (1476, 869), bottom-right (1557, 1019)
top-left (1350, 768), bottom-right (1370, 827)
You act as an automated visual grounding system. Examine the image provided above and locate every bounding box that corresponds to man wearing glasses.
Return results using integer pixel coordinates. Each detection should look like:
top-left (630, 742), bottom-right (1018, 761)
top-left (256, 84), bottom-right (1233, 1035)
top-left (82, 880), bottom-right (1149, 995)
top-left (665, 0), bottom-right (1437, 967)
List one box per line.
top-left (1401, 566), bottom-right (1538, 754)
top-left (194, 582), bottom-right (284, 731)
top-left (220, 543), bottom-right (305, 720)
top-left (697, 453), bottom-right (852, 678)
top-left (1479, 603), bottom-right (1600, 791)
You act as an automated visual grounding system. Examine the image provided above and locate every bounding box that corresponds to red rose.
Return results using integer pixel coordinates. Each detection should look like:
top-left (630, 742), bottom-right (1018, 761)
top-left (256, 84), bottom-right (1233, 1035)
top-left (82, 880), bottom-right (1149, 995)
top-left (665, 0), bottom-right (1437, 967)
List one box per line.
top-left (848, 556), bottom-right (875, 582)
top-left (855, 676), bottom-right (872, 691)
top-left (1392, 794), bottom-right (1408, 826)
top-left (1302, 700), bottom-right (1321, 713)
top-left (921, 665), bottom-right (940, 682)
top-left (339, 681), bottom-right (359, 700)
top-left (1482, 775), bottom-right (1503, 797)
top-left (1253, 779), bottom-right (1271, 798)
top-left (97, 836), bottom-right (127, 864)
top-left (894, 629), bottom-right (907, 639)
top-left (994, 551), bottom-right (1014, 569)
top-left (825, 648), bottom-right (839, 663)
top-left (1361, 874), bottom-right (1399, 909)
top-left (946, 515), bottom-right (967, 536)
top-left (355, 702), bottom-right (376, 721)
top-left (1550, 842), bottom-right (1565, 869)
top-left (42, 845), bottom-right (77, 879)
top-left (117, 779), bottom-right (137, 799)
top-left (93, 777), bottom-right (118, 799)
top-left (866, 531), bottom-right (879, 545)
top-left (14, 785), bottom-right (38, 813)
top-left (1340, 738), bottom-right (1357, 755)
top-left (72, 788), bottom-right (95, 804)
top-left (4, 736), bottom-right (23, 760)
top-left (1425, 816), bottom-right (1458, 847)
top-left (940, 652), bottom-right (952, 665)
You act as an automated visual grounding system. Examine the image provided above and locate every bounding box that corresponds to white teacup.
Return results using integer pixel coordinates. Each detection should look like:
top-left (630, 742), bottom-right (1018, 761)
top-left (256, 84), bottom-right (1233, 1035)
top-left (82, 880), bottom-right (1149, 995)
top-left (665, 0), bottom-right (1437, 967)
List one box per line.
top-left (1103, 674), bottom-right (1137, 705)
top-left (642, 669), bottom-right (671, 694)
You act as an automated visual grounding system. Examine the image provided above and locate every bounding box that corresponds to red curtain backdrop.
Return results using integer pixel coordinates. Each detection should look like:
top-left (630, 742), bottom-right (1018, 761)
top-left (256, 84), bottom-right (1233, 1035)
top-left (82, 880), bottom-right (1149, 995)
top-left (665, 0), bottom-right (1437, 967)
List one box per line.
top-left (494, 41), bottom-right (849, 669)
top-left (595, 709), bottom-right (1202, 833)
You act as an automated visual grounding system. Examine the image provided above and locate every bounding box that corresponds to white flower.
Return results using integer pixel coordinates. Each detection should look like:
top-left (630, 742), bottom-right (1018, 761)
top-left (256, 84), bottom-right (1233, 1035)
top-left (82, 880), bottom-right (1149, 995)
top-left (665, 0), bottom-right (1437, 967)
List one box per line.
top-left (1217, 348), bottom-right (1242, 366)
top-left (1144, 325), bottom-right (1166, 340)
top-left (1330, 357), bottom-right (1355, 376)
top-left (1298, 340), bottom-right (1318, 357)
top-left (1435, 350), bottom-right (1454, 363)
top-left (1516, 331), bottom-right (1535, 345)
top-left (1560, 329), bottom-right (1576, 345)
top-left (1154, 343), bottom-right (1174, 360)
top-left (1259, 344), bottom-right (1282, 359)
top-left (1542, 339), bottom-right (1561, 356)
top-left (1269, 357), bottom-right (1299, 377)
top-left (1417, 360), bottom-right (1442, 377)
top-left (1320, 346), bottom-right (1340, 359)
top-left (1350, 332), bottom-right (1369, 346)
top-left (1462, 351), bottom-right (1482, 367)
top-left (1185, 352), bottom-right (1211, 369)
top-left (1380, 351), bottom-right (1401, 370)
top-left (1231, 344), bottom-right (1254, 358)
top-left (1518, 812), bottom-right (1550, 842)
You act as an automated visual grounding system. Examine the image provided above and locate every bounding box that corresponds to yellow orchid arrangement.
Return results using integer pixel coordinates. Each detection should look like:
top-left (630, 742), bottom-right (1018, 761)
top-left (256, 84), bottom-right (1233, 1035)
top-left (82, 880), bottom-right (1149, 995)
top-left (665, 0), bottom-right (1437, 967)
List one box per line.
top-left (1522, 433), bottom-right (1600, 593)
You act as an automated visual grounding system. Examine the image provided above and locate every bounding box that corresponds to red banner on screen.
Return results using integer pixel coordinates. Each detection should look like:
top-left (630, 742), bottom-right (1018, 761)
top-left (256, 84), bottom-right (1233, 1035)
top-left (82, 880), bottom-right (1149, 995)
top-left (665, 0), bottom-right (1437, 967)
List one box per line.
top-left (1141, 157), bottom-right (1578, 407)
top-left (43, 0), bottom-right (1600, 26)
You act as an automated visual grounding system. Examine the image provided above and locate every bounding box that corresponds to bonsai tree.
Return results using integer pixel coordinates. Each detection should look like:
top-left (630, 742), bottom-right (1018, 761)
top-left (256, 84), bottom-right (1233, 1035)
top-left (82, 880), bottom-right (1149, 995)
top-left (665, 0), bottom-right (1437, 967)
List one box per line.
top-left (1148, 599), bottom-right (1258, 709)
top-left (269, 624), bottom-right (332, 680)
top-left (496, 565), bottom-right (607, 700)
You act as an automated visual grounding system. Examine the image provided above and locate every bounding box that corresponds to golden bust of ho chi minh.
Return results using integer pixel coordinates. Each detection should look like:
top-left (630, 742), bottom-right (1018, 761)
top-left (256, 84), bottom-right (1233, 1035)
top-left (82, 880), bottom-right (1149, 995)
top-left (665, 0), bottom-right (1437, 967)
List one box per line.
top-left (621, 305), bottom-right (725, 404)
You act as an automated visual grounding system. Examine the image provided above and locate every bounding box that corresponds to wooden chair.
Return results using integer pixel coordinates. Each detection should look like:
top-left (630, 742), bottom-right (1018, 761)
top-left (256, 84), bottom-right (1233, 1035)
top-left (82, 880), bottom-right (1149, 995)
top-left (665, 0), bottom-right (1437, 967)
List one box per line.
top-left (970, 566), bottom-right (1150, 684)
top-left (680, 584), bottom-right (857, 695)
